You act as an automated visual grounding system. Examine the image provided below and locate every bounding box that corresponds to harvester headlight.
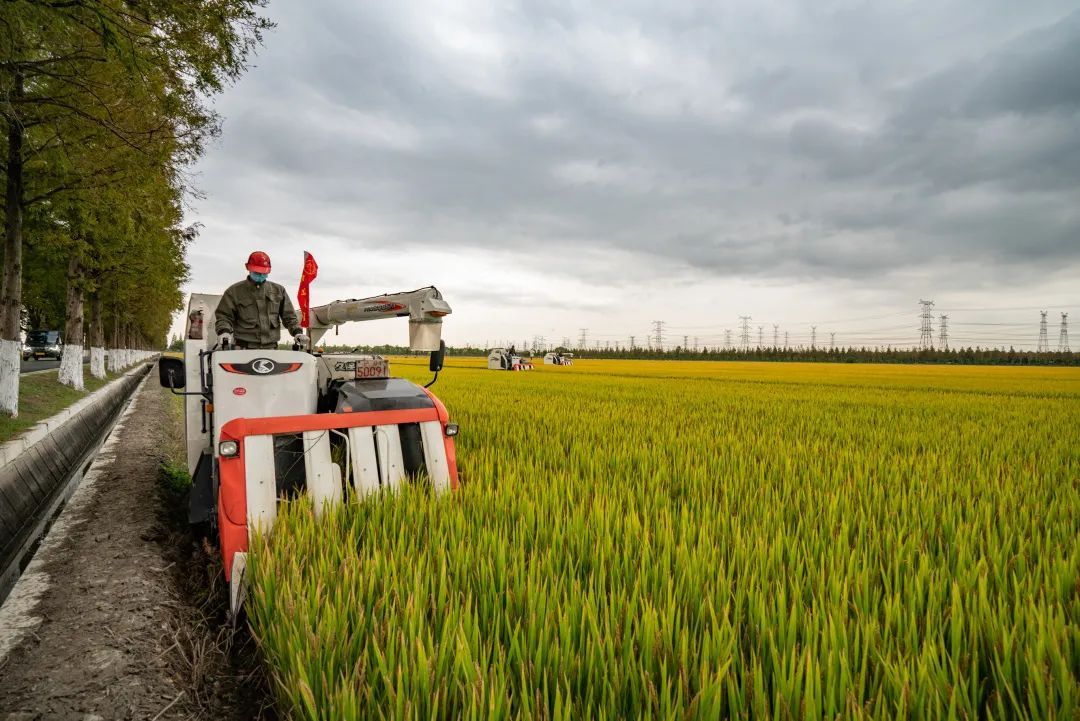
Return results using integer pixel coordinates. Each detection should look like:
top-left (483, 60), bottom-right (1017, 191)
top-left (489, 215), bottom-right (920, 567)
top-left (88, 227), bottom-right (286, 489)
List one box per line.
top-left (445, 423), bottom-right (459, 437)
top-left (219, 440), bottom-right (239, 457)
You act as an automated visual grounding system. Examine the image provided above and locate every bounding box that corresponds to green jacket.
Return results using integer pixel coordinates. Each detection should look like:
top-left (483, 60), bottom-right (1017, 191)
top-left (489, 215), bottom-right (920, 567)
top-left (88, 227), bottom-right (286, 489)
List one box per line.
top-left (215, 278), bottom-right (301, 349)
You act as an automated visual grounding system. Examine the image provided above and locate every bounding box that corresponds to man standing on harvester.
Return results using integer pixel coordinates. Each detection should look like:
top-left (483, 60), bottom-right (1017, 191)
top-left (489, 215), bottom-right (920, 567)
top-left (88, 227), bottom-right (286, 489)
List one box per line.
top-left (216, 251), bottom-right (309, 349)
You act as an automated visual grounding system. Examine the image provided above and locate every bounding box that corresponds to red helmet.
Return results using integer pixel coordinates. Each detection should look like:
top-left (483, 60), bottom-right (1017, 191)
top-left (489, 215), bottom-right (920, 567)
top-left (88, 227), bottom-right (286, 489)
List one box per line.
top-left (245, 251), bottom-right (271, 274)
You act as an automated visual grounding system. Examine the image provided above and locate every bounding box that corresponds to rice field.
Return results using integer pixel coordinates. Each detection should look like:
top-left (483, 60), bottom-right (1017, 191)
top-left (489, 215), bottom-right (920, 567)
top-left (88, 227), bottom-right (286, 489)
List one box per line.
top-left (247, 359), bottom-right (1080, 720)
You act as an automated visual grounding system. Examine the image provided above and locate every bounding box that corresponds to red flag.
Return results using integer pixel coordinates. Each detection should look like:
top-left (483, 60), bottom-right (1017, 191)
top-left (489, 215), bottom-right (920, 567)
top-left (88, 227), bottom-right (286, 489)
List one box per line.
top-left (297, 251), bottom-right (319, 328)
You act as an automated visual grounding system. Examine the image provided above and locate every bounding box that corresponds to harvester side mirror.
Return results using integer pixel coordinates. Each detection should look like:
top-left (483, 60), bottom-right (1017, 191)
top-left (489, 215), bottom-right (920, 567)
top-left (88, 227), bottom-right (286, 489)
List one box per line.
top-left (429, 340), bottom-right (446, 372)
top-left (158, 356), bottom-right (186, 389)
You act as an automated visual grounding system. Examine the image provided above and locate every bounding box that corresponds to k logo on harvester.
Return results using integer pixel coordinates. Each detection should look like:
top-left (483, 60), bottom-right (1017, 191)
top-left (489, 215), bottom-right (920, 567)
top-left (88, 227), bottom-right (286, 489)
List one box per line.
top-left (219, 358), bottom-right (303, 376)
top-left (252, 358), bottom-right (275, 374)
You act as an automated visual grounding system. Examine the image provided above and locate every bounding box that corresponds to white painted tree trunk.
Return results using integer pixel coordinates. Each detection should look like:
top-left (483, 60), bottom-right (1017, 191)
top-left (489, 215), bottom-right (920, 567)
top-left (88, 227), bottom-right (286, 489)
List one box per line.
top-left (108, 348), bottom-right (118, 373)
top-left (0, 339), bottom-right (19, 417)
top-left (90, 347), bottom-right (106, 379)
top-left (58, 343), bottom-right (84, 390)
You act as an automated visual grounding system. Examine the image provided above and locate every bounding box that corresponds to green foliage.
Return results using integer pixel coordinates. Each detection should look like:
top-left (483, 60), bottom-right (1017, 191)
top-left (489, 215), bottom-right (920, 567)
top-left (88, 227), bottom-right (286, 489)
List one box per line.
top-left (247, 359), bottom-right (1080, 719)
top-left (159, 459), bottom-right (192, 495)
top-left (0, 0), bottom-right (272, 347)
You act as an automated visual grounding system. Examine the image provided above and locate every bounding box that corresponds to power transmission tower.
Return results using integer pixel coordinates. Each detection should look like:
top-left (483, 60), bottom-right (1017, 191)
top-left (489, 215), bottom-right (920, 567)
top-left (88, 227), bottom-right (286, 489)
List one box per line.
top-left (772, 324), bottom-right (779, 349)
top-left (629, 335), bottom-right (635, 349)
top-left (829, 332), bottom-right (835, 350)
top-left (919, 300), bottom-right (935, 350)
top-left (757, 326), bottom-right (764, 348)
top-left (739, 316), bottom-right (752, 350)
top-left (605, 341), bottom-right (610, 350)
top-left (693, 336), bottom-right (699, 352)
top-left (578, 328), bottom-right (588, 349)
top-left (938, 315), bottom-right (948, 350)
top-left (811, 326), bottom-right (817, 350)
top-left (724, 329), bottom-right (732, 348)
top-left (1059, 313), bottom-right (1070, 352)
top-left (784, 331), bottom-right (789, 350)
top-left (683, 334), bottom-right (689, 349)
top-left (1037, 311), bottom-right (1050, 352)
top-left (652, 320), bottom-right (665, 351)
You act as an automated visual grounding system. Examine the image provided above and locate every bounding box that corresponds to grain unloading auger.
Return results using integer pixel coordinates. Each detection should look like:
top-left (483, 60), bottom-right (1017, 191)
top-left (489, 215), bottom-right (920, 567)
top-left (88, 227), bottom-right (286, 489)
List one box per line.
top-left (159, 287), bottom-right (458, 615)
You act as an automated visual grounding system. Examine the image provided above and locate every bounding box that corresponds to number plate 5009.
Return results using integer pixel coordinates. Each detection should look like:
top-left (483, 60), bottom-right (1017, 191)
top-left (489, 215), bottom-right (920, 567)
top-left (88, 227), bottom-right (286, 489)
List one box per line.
top-left (355, 360), bottom-right (388, 379)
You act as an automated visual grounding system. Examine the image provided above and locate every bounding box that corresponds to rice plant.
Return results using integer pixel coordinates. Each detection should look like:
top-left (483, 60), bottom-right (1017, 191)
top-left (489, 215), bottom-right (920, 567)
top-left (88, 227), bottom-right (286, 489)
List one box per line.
top-left (247, 359), bottom-right (1080, 720)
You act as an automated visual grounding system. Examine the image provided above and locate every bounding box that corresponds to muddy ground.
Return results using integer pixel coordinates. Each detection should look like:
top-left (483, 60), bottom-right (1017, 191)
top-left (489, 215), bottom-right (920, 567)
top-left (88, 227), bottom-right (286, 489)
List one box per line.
top-left (0, 379), bottom-right (271, 720)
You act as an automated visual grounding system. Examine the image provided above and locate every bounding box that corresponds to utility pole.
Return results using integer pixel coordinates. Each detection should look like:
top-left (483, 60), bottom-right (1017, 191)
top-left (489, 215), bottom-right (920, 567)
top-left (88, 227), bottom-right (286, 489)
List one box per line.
top-left (772, 324), bottom-right (779, 349)
top-left (652, 320), bottom-right (665, 351)
top-left (1059, 313), bottom-right (1070, 352)
top-left (811, 326), bottom-right (817, 350)
top-left (919, 300), bottom-right (935, 350)
top-left (938, 315), bottom-right (948, 350)
top-left (739, 316), bottom-right (752, 351)
top-left (724, 329), bottom-right (732, 348)
top-left (578, 328), bottom-right (588, 349)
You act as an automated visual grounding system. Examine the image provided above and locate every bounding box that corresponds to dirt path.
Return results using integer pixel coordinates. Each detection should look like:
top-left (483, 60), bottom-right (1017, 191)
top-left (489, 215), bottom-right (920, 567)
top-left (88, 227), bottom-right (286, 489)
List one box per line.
top-left (0, 379), bottom-right (266, 720)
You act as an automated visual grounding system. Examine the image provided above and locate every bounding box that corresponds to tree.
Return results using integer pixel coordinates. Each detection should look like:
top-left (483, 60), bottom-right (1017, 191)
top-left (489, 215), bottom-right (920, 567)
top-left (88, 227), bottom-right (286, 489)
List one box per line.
top-left (0, 0), bottom-right (271, 414)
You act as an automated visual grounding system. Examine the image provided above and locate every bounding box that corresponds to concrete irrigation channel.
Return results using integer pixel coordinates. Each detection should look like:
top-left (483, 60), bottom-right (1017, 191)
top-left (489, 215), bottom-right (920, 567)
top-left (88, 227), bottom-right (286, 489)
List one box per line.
top-left (0, 363), bottom-right (268, 720)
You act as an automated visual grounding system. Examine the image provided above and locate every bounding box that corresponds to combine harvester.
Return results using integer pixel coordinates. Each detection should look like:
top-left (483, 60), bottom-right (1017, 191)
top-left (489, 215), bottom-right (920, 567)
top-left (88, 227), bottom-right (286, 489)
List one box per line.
top-left (543, 350), bottom-right (573, 366)
top-left (159, 287), bottom-right (458, 613)
top-left (487, 347), bottom-right (533, 370)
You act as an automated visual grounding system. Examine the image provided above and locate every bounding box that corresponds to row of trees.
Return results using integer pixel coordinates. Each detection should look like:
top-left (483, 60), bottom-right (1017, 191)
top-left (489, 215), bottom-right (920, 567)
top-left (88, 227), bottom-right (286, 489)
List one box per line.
top-left (1, 0), bottom-right (271, 415)
top-left (316, 343), bottom-right (1079, 367)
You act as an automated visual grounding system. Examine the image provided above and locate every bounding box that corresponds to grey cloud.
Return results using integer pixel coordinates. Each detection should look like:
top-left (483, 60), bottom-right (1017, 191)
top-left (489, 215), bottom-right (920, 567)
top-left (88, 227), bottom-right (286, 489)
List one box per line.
top-left (194, 0), bottom-right (1080, 292)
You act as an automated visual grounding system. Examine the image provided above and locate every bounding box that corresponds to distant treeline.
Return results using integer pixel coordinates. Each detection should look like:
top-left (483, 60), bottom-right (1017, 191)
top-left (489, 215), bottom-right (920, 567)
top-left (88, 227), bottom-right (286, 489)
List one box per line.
top-left (309, 344), bottom-right (1080, 366)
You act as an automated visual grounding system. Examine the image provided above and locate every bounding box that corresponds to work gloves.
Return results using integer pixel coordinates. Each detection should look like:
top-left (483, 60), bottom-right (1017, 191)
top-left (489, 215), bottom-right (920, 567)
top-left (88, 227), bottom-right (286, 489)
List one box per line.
top-left (219, 332), bottom-right (234, 349)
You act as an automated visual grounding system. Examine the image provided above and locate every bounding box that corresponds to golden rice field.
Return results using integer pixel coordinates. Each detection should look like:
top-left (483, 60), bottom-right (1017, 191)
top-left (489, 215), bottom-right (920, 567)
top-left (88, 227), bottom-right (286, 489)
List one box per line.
top-left (248, 359), bottom-right (1080, 720)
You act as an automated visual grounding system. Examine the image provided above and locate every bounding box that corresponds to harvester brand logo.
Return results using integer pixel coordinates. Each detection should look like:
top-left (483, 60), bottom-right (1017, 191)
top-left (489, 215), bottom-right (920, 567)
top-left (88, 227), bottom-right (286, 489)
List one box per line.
top-left (364, 301), bottom-right (406, 314)
top-left (219, 359), bottom-right (303, 376)
top-left (252, 358), bottom-right (276, 374)
top-left (233, 387), bottom-right (247, 396)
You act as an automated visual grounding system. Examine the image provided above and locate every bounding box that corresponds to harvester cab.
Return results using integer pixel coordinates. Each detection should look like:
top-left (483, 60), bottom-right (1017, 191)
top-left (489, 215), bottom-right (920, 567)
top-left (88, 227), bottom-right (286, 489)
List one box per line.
top-left (160, 286), bottom-right (458, 614)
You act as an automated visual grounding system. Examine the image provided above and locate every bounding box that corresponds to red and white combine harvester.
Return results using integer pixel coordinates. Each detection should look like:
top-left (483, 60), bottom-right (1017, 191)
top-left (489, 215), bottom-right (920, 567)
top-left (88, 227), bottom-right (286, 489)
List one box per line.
top-left (487, 347), bottom-right (534, 370)
top-left (159, 287), bottom-right (458, 613)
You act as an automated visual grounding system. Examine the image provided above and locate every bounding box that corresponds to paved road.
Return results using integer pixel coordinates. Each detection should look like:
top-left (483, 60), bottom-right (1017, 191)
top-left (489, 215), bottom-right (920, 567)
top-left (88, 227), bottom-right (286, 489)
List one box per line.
top-left (19, 358), bottom-right (62, 374)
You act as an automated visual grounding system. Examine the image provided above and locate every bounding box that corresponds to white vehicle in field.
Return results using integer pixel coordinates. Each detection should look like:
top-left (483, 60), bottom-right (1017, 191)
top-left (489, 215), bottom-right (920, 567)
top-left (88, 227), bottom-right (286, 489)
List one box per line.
top-left (487, 347), bottom-right (533, 371)
top-left (543, 351), bottom-right (573, 366)
top-left (159, 286), bottom-right (459, 614)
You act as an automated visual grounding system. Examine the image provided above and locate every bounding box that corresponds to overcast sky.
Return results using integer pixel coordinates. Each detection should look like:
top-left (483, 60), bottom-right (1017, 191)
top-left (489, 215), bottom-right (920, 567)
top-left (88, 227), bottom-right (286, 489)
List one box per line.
top-left (177, 0), bottom-right (1080, 350)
